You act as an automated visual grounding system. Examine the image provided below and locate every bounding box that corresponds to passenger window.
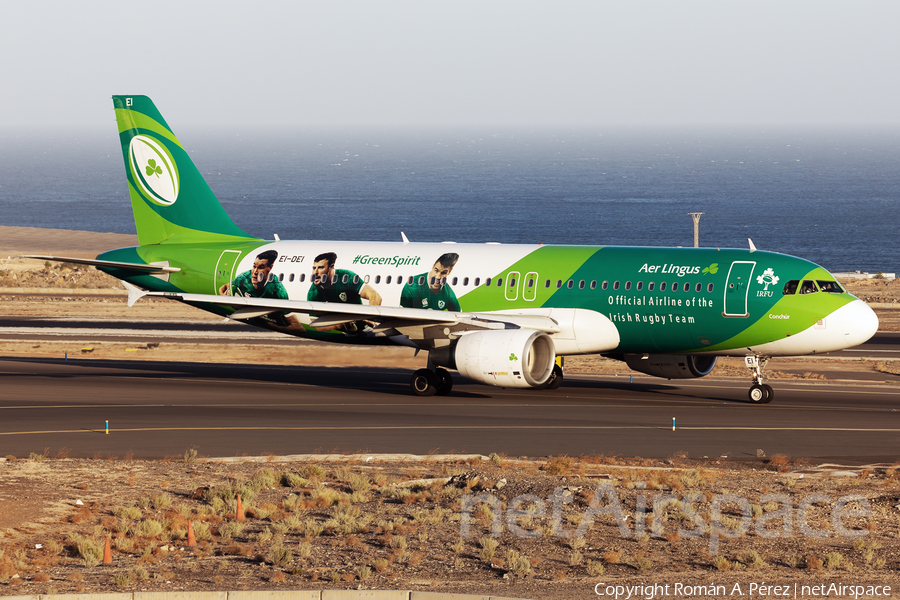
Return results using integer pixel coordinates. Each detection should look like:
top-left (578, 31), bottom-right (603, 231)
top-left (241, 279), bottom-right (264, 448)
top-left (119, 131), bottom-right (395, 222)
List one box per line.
top-left (300, 273), bottom-right (306, 283)
top-left (613, 281), bottom-right (620, 290)
top-left (497, 278), bottom-right (503, 287)
top-left (475, 277), bottom-right (481, 286)
top-left (331, 274), bottom-right (338, 284)
top-left (556, 280), bottom-right (562, 288)
top-left (671, 282), bottom-right (678, 291)
top-left (268, 273), bottom-right (274, 282)
top-left (602, 281), bottom-right (609, 290)
top-left (342, 274), bottom-right (349, 284)
top-left (375, 275), bottom-right (381, 284)
top-left (817, 280), bottom-right (843, 294)
top-left (452, 277), bottom-right (458, 286)
top-left (485, 277), bottom-right (491, 286)
top-left (799, 280), bottom-right (819, 294)
top-left (578, 280), bottom-right (585, 289)
top-left (695, 283), bottom-right (702, 292)
top-left (636, 281), bottom-right (643, 291)
top-left (509, 278), bottom-right (516, 287)
top-left (279, 273), bottom-right (285, 282)
top-left (386, 275), bottom-right (392, 284)
top-left (567, 280), bottom-right (574, 289)
top-left (590, 281), bottom-right (597, 290)
top-left (683, 282), bottom-right (690, 292)
top-left (624, 281), bottom-right (632, 291)
top-left (364, 275), bottom-right (370, 284)
top-left (707, 283), bottom-right (714, 293)
top-left (544, 279), bottom-right (551, 288)
top-left (648, 282), bottom-right (654, 291)
top-left (660, 282), bottom-right (667, 291)
top-left (420, 276), bottom-right (427, 285)
top-left (289, 273), bottom-right (295, 282)
top-left (463, 277), bottom-right (469, 286)
top-left (408, 276), bottom-right (414, 285)
top-left (527, 278), bottom-right (534, 288)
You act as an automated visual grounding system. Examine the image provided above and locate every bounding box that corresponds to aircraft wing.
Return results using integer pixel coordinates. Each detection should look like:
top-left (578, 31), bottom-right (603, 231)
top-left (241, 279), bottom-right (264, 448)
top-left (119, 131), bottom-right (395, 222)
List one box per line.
top-left (121, 282), bottom-right (563, 339)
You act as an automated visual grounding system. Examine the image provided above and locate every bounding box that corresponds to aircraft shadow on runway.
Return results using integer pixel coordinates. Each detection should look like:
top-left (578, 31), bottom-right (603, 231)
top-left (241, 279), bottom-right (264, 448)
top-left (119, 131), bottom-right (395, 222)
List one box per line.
top-left (0, 356), bottom-right (497, 399)
top-left (1, 357), bottom-right (768, 404)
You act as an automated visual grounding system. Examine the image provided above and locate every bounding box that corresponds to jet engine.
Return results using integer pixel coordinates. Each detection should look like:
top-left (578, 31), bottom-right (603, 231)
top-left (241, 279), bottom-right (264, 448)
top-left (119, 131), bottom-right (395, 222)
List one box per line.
top-left (431, 329), bottom-right (556, 388)
top-left (622, 354), bottom-right (718, 379)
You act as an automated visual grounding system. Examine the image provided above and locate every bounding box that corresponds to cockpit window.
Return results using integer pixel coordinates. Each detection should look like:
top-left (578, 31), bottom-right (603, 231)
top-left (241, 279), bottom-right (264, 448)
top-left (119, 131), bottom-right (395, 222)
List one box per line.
top-left (783, 280), bottom-right (799, 295)
top-left (817, 280), bottom-right (844, 294)
top-left (799, 280), bottom-right (819, 294)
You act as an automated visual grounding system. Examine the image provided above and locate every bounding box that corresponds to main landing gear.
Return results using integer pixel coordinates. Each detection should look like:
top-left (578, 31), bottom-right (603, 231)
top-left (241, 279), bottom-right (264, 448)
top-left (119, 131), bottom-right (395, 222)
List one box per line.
top-left (537, 364), bottom-right (564, 390)
top-left (745, 355), bottom-right (774, 404)
top-left (410, 367), bottom-right (453, 397)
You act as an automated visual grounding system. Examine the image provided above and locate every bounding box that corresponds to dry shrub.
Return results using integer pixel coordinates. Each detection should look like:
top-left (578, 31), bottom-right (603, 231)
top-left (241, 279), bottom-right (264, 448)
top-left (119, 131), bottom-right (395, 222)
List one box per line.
top-left (806, 554), bottom-right (823, 570)
top-left (269, 571), bottom-right (286, 583)
top-left (69, 507), bottom-right (92, 524)
top-left (602, 550), bottom-right (623, 564)
top-left (544, 456), bottom-right (574, 476)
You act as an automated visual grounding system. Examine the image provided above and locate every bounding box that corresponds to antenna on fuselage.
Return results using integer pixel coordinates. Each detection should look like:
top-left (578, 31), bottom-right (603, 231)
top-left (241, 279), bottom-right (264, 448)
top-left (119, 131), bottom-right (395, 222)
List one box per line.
top-left (748, 238), bottom-right (757, 252)
top-left (688, 212), bottom-right (704, 247)
top-left (401, 232), bottom-right (410, 245)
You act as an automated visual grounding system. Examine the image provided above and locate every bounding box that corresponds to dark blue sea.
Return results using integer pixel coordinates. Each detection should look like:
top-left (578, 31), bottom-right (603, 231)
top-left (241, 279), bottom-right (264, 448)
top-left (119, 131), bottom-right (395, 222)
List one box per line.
top-left (1, 126), bottom-right (898, 273)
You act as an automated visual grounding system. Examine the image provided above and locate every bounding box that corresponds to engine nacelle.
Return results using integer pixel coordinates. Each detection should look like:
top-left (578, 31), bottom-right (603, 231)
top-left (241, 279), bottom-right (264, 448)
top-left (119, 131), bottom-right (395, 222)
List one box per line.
top-left (623, 354), bottom-right (718, 379)
top-left (432, 329), bottom-right (556, 388)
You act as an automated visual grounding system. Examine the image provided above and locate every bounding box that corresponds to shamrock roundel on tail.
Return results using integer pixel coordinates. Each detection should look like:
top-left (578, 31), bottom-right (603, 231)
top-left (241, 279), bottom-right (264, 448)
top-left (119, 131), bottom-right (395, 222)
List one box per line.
top-left (145, 158), bottom-right (163, 178)
top-left (756, 268), bottom-right (780, 290)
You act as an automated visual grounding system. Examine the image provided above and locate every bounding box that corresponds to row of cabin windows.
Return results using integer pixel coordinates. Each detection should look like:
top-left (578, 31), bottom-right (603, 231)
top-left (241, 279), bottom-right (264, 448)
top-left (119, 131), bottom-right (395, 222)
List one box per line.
top-left (268, 272), bottom-right (715, 294)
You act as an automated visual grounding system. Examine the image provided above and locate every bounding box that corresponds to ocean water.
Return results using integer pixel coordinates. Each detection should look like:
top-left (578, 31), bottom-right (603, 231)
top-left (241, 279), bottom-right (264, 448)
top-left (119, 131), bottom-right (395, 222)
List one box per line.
top-left (1, 126), bottom-right (898, 273)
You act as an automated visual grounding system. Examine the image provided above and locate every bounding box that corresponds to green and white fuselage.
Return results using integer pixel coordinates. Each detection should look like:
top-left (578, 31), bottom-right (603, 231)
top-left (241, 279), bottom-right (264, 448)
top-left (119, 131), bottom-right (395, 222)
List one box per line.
top-left (30, 96), bottom-right (878, 400)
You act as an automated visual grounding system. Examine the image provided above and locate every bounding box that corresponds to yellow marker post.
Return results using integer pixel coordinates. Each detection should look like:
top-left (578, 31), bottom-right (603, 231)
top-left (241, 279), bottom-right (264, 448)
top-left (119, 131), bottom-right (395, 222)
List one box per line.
top-left (672, 417), bottom-right (675, 431)
top-left (106, 420), bottom-right (109, 435)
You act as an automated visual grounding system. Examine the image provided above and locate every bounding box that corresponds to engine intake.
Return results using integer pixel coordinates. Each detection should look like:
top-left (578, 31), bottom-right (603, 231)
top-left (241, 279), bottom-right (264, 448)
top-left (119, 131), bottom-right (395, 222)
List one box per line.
top-left (432, 329), bottom-right (556, 388)
top-left (623, 354), bottom-right (718, 379)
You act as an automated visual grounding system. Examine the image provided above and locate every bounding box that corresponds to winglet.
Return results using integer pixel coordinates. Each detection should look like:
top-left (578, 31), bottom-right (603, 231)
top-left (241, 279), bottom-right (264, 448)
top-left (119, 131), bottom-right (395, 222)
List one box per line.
top-left (122, 281), bottom-right (149, 307)
top-left (401, 232), bottom-right (410, 245)
top-left (748, 238), bottom-right (757, 252)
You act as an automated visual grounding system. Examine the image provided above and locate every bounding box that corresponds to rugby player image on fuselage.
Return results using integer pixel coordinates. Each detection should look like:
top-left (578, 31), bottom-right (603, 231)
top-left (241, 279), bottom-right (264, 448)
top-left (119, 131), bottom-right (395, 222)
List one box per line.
top-left (308, 252), bottom-right (383, 333)
top-left (218, 249), bottom-right (304, 334)
top-left (400, 253), bottom-right (461, 311)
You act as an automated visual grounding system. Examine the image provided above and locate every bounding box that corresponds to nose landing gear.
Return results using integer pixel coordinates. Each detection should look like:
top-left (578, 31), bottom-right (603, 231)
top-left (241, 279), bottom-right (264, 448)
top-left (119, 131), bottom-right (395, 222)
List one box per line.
top-left (745, 355), bottom-right (773, 403)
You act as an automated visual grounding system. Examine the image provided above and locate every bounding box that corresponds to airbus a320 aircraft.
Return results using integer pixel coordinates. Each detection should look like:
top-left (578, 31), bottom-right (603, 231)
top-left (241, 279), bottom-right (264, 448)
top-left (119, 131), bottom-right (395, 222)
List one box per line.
top-left (27, 96), bottom-right (879, 402)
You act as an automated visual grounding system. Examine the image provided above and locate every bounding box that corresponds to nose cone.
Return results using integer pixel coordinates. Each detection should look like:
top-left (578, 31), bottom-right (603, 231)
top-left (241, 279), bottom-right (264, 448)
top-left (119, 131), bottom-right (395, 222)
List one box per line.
top-left (840, 299), bottom-right (879, 348)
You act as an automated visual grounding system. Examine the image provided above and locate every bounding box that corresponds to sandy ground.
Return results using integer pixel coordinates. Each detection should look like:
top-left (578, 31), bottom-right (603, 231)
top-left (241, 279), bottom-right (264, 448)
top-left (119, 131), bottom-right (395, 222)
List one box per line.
top-left (0, 456), bottom-right (898, 599)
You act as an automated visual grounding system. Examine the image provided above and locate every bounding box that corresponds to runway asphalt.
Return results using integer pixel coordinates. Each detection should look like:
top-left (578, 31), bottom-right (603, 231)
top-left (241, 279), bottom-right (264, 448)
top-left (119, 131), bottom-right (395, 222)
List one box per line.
top-left (1, 356), bottom-right (898, 462)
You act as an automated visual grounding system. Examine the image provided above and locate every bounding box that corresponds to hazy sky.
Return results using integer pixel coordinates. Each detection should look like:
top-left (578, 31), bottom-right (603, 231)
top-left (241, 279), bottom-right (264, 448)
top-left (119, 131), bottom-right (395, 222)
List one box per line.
top-left (2, 0), bottom-right (899, 129)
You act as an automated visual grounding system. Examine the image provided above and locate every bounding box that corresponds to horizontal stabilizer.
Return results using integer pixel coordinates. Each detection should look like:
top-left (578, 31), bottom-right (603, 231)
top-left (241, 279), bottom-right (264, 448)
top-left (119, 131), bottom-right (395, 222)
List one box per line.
top-left (20, 255), bottom-right (180, 274)
top-left (121, 281), bottom-right (150, 307)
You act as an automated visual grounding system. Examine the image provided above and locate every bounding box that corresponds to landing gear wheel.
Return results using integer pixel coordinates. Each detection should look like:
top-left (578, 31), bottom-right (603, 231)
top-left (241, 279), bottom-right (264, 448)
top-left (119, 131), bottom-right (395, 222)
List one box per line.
top-left (434, 368), bottom-right (453, 396)
top-left (543, 364), bottom-right (564, 390)
top-left (748, 384), bottom-right (769, 403)
top-left (410, 369), bottom-right (437, 397)
top-left (744, 355), bottom-right (774, 404)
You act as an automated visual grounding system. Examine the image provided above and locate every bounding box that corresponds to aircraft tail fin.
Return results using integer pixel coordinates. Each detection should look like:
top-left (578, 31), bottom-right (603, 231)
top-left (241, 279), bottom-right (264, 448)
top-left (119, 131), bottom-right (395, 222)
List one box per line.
top-left (112, 95), bottom-right (259, 246)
